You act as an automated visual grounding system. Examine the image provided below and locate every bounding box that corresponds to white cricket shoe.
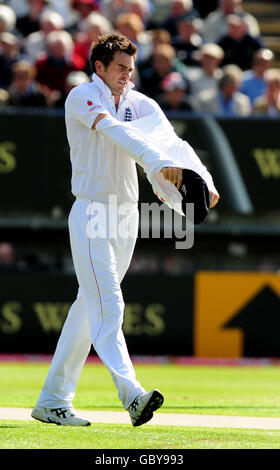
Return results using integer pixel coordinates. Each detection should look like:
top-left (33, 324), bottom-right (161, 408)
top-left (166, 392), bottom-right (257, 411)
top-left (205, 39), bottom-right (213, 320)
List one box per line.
top-left (31, 406), bottom-right (91, 426)
top-left (128, 389), bottom-right (164, 427)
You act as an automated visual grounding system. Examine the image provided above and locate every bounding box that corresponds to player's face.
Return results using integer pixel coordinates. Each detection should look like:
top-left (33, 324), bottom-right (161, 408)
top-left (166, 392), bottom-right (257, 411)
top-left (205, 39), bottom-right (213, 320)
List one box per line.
top-left (96, 52), bottom-right (135, 96)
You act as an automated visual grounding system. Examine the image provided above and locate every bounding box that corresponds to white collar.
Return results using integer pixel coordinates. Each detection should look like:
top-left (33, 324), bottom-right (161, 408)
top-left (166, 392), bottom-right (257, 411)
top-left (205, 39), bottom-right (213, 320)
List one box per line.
top-left (91, 73), bottom-right (135, 99)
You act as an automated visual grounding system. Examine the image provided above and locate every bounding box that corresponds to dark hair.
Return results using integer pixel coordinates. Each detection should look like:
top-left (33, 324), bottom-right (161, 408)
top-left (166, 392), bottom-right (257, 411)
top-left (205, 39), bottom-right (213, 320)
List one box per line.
top-left (89, 33), bottom-right (137, 73)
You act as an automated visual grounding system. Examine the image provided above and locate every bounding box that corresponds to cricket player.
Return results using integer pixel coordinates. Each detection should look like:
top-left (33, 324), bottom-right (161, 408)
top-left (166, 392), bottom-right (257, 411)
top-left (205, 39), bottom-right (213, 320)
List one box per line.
top-left (31, 33), bottom-right (219, 427)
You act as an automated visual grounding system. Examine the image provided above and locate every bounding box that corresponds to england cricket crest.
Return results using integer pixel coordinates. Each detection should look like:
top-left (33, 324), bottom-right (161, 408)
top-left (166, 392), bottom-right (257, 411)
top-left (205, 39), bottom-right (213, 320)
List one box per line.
top-left (124, 107), bottom-right (133, 121)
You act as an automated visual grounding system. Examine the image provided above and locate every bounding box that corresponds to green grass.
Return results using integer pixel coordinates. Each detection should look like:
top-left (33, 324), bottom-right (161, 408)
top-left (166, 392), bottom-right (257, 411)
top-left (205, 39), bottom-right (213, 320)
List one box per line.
top-left (1, 421), bottom-right (280, 449)
top-left (1, 361), bottom-right (280, 449)
top-left (1, 362), bottom-right (280, 417)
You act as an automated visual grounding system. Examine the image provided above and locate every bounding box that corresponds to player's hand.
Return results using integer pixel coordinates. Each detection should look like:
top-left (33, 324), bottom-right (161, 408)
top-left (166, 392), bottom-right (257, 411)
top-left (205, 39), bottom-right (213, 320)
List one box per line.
top-left (209, 187), bottom-right (220, 208)
top-left (160, 167), bottom-right (183, 189)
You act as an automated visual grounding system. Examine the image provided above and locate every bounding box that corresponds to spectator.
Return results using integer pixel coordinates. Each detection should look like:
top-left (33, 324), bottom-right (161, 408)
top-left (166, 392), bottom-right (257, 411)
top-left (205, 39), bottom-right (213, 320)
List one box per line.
top-left (7, 59), bottom-right (47, 107)
top-left (202, 0), bottom-right (260, 43)
top-left (16, 0), bottom-right (50, 37)
top-left (139, 43), bottom-right (180, 98)
top-left (45, 0), bottom-right (78, 30)
top-left (36, 30), bottom-right (83, 97)
top-left (0, 31), bottom-right (22, 89)
top-left (162, 0), bottom-right (200, 37)
top-left (100, 0), bottom-right (126, 25)
top-left (24, 10), bottom-right (65, 61)
top-left (0, 4), bottom-right (16, 33)
top-left (158, 71), bottom-right (194, 111)
top-left (70, 0), bottom-right (99, 32)
top-left (115, 12), bottom-right (152, 63)
top-left (53, 70), bottom-right (90, 107)
top-left (172, 12), bottom-right (203, 67)
top-left (185, 43), bottom-right (224, 97)
top-left (197, 64), bottom-right (251, 116)
top-left (0, 242), bottom-right (17, 270)
top-left (218, 14), bottom-right (262, 71)
top-left (124, 0), bottom-right (156, 30)
top-left (0, 87), bottom-right (9, 106)
top-left (65, 70), bottom-right (89, 91)
top-left (137, 28), bottom-right (174, 90)
top-left (252, 68), bottom-right (280, 117)
top-left (74, 12), bottom-right (112, 73)
top-left (240, 48), bottom-right (274, 106)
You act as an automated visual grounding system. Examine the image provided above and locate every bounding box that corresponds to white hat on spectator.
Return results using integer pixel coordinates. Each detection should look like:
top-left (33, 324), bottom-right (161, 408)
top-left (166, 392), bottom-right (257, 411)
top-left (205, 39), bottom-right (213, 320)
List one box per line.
top-left (66, 71), bottom-right (90, 87)
top-left (0, 5), bottom-right (16, 32)
top-left (40, 10), bottom-right (65, 30)
top-left (199, 43), bottom-right (224, 60)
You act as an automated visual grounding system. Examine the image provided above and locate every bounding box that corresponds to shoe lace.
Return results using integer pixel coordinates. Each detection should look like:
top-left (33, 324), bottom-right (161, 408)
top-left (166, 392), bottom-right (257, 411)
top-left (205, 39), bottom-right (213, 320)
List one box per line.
top-left (129, 397), bottom-right (139, 412)
top-left (50, 407), bottom-right (68, 418)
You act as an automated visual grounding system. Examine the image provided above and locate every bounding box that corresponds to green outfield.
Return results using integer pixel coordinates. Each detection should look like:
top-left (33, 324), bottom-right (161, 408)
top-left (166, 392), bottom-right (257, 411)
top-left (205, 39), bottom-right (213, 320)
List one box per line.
top-left (1, 361), bottom-right (280, 449)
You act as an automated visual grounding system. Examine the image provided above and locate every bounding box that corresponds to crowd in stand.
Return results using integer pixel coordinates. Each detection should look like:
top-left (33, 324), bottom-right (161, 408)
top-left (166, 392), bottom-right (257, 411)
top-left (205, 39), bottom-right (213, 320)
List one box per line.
top-left (0, 0), bottom-right (280, 116)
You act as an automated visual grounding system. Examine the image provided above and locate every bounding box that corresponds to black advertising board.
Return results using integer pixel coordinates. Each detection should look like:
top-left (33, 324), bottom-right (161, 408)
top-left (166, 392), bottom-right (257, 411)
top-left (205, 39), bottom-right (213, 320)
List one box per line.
top-left (0, 271), bottom-right (194, 355)
top-left (217, 117), bottom-right (280, 211)
top-left (1, 270), bottom-right (280, 357)
top-left (1, 110), bottom-right (280, 215)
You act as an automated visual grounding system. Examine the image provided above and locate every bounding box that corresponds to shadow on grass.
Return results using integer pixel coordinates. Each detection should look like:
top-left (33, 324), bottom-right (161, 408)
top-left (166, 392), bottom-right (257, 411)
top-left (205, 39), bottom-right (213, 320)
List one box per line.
top-left (87, 405), bottom-right (280, 411)
top-left (0, 425), bottom-right (28, 428)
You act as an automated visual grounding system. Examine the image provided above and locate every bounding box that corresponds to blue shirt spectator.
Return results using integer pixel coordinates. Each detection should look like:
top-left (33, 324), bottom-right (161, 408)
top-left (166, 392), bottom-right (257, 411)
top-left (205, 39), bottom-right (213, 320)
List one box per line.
top-left (239, 48), bottom-right (274, 105)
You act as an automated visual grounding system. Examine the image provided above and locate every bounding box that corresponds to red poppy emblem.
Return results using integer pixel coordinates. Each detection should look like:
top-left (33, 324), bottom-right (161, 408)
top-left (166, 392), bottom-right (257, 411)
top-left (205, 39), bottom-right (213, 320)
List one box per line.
top-left (87, 100), bottom-right (93, 106)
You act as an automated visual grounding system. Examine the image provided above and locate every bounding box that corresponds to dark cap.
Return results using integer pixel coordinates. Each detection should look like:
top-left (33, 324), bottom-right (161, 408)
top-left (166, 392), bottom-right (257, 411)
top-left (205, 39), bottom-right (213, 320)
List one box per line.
top-left (178, 169), bottom-right (210, 224)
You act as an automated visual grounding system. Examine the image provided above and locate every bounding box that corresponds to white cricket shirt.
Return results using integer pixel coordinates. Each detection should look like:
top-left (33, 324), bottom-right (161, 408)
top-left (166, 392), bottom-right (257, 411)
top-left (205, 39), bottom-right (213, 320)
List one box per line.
top-left (65, 73), bottom-right (159, 205)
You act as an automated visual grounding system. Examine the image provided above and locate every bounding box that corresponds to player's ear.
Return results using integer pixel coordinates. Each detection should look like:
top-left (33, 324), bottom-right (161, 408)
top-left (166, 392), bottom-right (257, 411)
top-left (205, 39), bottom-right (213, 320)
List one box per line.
top-left (95, 60), bottom-right (105, 75)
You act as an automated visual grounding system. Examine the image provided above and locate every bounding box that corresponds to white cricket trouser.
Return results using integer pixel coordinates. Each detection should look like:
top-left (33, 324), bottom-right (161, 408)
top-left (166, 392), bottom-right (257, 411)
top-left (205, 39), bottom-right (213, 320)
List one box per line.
top-left (36, 197), bottom-right (145, 409)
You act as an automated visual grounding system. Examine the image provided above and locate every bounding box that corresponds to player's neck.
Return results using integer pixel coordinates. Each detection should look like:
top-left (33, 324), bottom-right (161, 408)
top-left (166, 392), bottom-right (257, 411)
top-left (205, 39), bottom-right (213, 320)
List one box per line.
top-left (114, 94), bottom-right (120, 110)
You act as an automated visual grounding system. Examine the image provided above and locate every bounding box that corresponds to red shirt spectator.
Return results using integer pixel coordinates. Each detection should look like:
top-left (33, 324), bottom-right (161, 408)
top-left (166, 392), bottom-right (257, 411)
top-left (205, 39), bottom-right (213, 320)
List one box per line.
top-left (36, 30), bottom-right (84, 93)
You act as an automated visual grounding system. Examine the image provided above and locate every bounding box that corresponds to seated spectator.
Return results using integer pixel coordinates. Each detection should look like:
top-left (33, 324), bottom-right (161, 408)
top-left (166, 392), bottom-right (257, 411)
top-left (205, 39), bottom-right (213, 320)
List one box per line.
top-left (252, 69), bottom-right (280, 117)
top-left (202, 0), bottom-right (260, 43)
top-left (197, 64), bottom-right (251, 116)
top-left (0, 88), bottom-right (9, 106)
top-left (24, 10), bottom-right (65, 62)
top-left (185, 43), bottom-right (224, 97)
top-left (53, 70), bottom-right (90, 107)
top-left (218, 14), bottom-right (262, 71)
top-left (7, 60), bottom-right (47, 107)
top-left (0, 242), bottom-right (17, 271)
top-left (124, 0), bottom-right (156, 30)
top-left (137, 28), bottom-right (171, 73)
top-left (0, 32), bottom-right (22, 89)
top-left (171, 12), bottom-right (203, 67)
top-left (35, 30), bottom-right (83, 96)
top-left (44, 0), bottom-right (79, 30)
top-left (65, 70), bottom-right (89, 91)
top-left (70, 0), bottom-right (99, 32)
top-left (139, 43), bottom-right (181, 98)
top-left (16, 0), bottom-right (49, 37)
top-left (162, 0), bottom-right (200, 37)
top-left (157, 71), bottom-right (195, 111)
top-left (0, 4), bottom-right (17, 34)
top-left (240, 49), bottom-right (274, 106)
top-left (74, 12), bottom-right (112, 73)
top-left (115, 12), bottom-right (152, 63)
top-left (100, 0), bottom-right (126, 25)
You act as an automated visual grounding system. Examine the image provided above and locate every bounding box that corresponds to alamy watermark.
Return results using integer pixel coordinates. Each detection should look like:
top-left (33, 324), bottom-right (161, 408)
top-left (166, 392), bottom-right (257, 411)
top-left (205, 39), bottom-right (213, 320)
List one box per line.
top-left (86, 195), bottom-right (194, 249)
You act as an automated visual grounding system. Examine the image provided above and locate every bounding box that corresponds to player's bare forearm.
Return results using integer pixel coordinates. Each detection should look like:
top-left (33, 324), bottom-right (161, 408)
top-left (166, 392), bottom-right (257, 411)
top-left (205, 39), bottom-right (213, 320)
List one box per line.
top-left (92, 113), bottom-right (109, 129)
